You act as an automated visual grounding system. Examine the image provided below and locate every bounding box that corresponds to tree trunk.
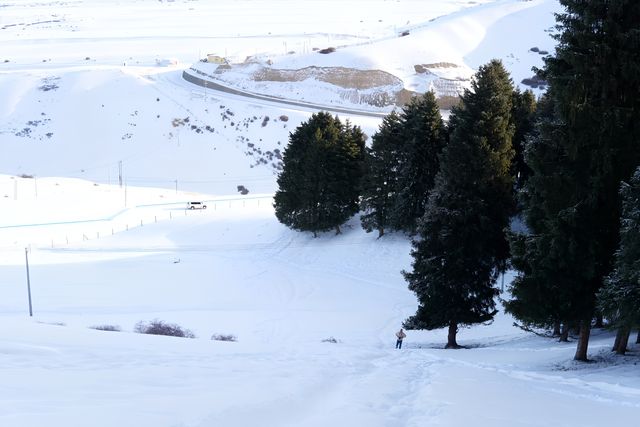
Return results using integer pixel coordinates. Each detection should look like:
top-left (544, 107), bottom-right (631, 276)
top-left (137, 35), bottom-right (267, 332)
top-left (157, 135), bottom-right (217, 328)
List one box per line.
top-left (335, 225), bottom-right (341, 235)
top-left (553, 322), bottom-right (561, 337)
top-left (637, 330), bottom-right (640, 344)
top-left (559, 323), bottom-right (570, 342)
top-left (615, 327), bottom-right (631, 355)
top-left (612, 328), bottom-right (623, 351)
top-left (377, 227), bottom-right (384, 239)
top-left (445, 322), bottom-right (460, 349)
top-left (574, 320), bottom-right (591, 362)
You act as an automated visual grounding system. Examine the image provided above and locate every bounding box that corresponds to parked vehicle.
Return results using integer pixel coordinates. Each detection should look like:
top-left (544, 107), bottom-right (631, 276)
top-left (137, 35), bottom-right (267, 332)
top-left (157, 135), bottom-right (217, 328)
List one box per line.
top-left (186, 201), bottom-right (207, 210)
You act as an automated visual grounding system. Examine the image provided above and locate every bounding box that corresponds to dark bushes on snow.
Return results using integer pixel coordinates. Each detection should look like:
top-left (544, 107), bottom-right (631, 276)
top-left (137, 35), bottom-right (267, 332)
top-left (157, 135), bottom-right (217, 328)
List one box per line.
top-left (90, 324), bottom-right (121, 332)
top-left (318, 47), bottom-right (336, 54)
top-left (134, 319), bottom-right (195, 338)
top-left (211, 334), bottom-right (237, 342)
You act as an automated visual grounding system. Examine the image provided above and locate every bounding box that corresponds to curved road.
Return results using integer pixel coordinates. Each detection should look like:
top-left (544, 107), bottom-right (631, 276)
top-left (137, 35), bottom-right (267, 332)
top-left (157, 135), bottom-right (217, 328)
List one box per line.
top-left (182, 70), bottom-right (390, 118)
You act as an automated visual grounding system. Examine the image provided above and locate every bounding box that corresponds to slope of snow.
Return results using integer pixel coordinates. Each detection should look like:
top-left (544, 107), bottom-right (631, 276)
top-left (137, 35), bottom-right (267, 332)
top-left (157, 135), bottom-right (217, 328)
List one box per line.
top-left (1, 177), bottom-right (638, 426)
top-left (1, 1), bottom-right (638, 426)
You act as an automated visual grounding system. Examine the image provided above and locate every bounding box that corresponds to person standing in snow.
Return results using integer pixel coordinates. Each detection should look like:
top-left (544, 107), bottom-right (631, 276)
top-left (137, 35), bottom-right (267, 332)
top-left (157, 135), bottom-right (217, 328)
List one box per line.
top-left (395, 328), bottom-right (406, 349)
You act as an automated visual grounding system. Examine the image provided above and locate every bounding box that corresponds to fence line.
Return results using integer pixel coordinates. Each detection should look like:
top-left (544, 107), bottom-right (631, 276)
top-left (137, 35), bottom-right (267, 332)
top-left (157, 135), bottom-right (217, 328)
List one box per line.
top-left (0, 196), bottom-right (273, 250)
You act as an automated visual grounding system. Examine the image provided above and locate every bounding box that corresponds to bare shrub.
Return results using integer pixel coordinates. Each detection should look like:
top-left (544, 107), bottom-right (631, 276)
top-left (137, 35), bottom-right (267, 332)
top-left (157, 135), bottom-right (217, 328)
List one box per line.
top-left (37, 321), bottom-right (66, 327)
top-left (261, 116), bottom-right (270, 127)
top-left (134, 319), bottom-right (195, 338)
top-left (318, 47), bottom-right (336, 54)
top-left (90, 324), bottom-right (121, 332)
top-left (322, 337), bottom-right (339, 343)
top-left (279, 115), bottom-right (289, 122)
top-left (211, 334), bottom-right (237, 342)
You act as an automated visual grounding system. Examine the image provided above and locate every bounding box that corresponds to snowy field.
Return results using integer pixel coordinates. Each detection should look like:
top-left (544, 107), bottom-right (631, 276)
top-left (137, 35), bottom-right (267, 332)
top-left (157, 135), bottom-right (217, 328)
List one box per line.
top-left (1, 0), bottom-right (638, 426)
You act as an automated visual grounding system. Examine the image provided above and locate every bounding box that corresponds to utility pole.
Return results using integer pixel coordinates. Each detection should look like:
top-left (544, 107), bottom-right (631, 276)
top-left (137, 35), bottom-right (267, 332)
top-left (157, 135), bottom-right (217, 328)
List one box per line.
top-left (25, 248), bottom-right (33, 317)
top-left (175, 179), bottom-right (178, 195)
top-left (118, 160), bottom-right (123, 188)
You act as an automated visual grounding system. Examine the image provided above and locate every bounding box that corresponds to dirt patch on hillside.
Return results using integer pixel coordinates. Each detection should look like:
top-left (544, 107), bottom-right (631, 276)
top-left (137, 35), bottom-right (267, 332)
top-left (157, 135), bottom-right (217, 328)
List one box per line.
top-left (252, 66), bottom-right (401, 90)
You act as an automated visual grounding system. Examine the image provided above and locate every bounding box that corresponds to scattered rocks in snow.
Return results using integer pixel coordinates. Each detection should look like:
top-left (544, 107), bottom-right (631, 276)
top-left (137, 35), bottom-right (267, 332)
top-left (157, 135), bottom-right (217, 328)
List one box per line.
top-left (38, 76), bottom-right (60, 91)
top-left (530, 46), bottom-right (549, 55)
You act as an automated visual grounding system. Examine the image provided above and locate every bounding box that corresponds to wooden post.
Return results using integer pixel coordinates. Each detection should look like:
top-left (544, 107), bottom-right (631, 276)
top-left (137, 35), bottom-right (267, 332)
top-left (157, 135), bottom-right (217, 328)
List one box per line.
top-left (25, 248), bottom-right (33, 317)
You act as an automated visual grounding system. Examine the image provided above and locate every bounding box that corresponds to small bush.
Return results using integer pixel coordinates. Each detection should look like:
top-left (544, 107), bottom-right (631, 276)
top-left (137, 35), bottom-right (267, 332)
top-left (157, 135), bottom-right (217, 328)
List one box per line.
top-left (279, 115), bottom-right (289, 122)
top-left (318, 47), bottom-right (336, 54)
top-left (90, 324), bottom-right (121, 332)
top-left (211, 334), bottom-right (237, 342)
top-left (134, 319), bottom-right (195, 338)
top-left (322, 337), bottom-right (339, 343)
top-left (261, 116), bottom-right (270, 127)
top-left (37, 321), bottom-right (66, 327)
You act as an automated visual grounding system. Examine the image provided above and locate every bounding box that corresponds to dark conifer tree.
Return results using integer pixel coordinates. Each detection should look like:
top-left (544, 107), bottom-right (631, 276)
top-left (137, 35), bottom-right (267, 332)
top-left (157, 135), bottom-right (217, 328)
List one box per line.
top-left (391, 91), bottom-right (447, 233)
top-left (511, 89), bottom-right (537, 190)
top-left (509, 0), bottom-right (640, 361)
top-left (506, 94), bottom-right (580, 337)
top-left (404, 60), bottom-right (516, 348)
top-left (598, 167), bottom-right (640, 354)
top-left (360, 112), bottom-right (403, 237)
top-left (274, 112), bottom-right (365, 236)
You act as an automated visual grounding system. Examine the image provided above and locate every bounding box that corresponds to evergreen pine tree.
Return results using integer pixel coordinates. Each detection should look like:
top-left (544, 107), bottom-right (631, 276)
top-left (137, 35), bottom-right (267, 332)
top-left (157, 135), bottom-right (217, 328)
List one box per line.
top-left (274, 112), bottom-right (366, 236)
top-left (505, 94), bottom-right (580, 336)
top-left (509, 0), bottom-right (640, 361)
top-left (598, 167), bottom-right (640, 352)
top-left (404, 60), bottom-right (516, 348)
top-left (511, 89), bottom-right (537, 190)
top-left (360, 112), bottom-right (403, 237)
top-left (391, 91), bottom-right (447, 233)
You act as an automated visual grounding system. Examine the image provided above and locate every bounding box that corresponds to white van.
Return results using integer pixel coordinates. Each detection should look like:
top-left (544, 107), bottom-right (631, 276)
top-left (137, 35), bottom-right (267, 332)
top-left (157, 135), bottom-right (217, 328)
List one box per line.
top-left (186, 201), bottom-right (207, 210)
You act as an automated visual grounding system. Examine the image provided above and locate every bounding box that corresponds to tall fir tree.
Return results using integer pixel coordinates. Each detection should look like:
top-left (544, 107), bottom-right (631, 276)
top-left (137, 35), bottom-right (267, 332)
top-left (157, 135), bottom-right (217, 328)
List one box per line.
top-left (598, 167), bottom-right (640, 354)
top-left (404, 60), bottom-right (516, 348)
top-left (274, 112), bottom-right (366, 236)
top-left (391, 91), bottom-right (447, 233)
top-left (509, 0), bottom-right (640, 361)
top-left (360, 111), bottom-right (404, 237)
top-left (511, 89), bottom-right (537, 190)
top-left (506, 94), bottom-right (585, 338)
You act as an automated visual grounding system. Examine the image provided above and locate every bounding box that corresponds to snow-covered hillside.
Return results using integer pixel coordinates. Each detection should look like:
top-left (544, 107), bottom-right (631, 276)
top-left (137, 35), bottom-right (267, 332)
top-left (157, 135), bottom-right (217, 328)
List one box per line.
top-left (1, 0), bottom-right (559, 191)
top-left (1, 1), bottom-right (638, 426)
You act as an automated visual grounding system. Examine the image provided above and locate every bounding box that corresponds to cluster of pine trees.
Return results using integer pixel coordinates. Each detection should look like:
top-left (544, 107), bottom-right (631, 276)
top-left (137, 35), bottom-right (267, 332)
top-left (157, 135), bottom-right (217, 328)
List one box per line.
top-left (274, 0), bottom-right (640, 361)
top-left (506, 0), bottom-right (640, 360)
